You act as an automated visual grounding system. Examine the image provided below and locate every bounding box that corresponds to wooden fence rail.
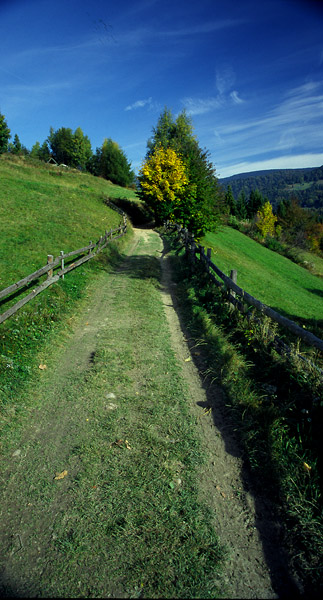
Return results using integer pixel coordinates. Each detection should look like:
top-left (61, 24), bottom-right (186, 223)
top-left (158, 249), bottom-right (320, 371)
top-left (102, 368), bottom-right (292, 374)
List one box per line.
top-left (0, 214), bottom-right (127, 325)
top-left (165, 221), bottom-right (323, 355)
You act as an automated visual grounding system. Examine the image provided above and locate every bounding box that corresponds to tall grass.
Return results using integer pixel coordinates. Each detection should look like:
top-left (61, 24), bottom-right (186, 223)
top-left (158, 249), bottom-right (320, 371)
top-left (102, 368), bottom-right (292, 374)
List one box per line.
top-left (165, 231), bottom-right (323, 596)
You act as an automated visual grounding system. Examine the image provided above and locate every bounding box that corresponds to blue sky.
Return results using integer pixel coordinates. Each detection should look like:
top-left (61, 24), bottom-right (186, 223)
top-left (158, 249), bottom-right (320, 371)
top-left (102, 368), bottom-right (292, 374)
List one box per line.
top-left (1, 0), bottom-right (323, 178)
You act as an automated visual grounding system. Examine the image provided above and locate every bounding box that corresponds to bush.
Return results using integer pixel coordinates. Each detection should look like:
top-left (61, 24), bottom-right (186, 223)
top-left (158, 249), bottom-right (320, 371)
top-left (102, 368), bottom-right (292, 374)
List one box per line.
top-left (265, 237), bottom-right (284, 253)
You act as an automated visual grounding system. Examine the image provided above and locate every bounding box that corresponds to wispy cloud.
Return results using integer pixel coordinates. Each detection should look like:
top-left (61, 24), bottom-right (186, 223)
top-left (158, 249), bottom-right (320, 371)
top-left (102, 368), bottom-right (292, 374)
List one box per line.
top-left (219, 153), bottom-right (323, 179)
top-left (125, 97), bottom-right (157, 111)
top-left (181, 96), bottom-right (222, 116)
top-left (159, 19), bottom-right (246, 37)
top-left (218, 80), bottom-right (323, 137)
top-left (216, 66), bottom-right (236, 95)
top-left (230, 90), bottom-right (244, 104)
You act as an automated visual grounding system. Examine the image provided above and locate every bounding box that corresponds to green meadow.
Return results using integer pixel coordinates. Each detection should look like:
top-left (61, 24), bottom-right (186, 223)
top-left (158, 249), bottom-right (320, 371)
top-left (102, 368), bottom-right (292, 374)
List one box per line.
top-left (203, 226), bottom-right (323, 326)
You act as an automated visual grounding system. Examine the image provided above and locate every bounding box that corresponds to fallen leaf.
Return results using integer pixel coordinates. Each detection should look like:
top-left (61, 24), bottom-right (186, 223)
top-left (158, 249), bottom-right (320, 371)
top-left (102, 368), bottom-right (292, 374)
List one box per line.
top-left (303, 462), bottom-right (312, 473)
top-left (54, 470), bottom-right (68, 480)
top-left (39, 364), bottom-right (47, 370)
top-left (184, 357), bottom-right (191, 362)
top-left (125, 439), bottom-right (131, 450)
top-left (110, 439), bottom-right (124, 448)
top-left (193, 351), bottom-right (201, 356)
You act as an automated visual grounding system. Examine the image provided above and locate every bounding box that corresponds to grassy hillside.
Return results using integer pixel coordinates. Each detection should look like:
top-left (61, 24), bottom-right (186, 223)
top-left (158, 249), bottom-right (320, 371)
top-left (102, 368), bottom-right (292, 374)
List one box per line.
top-left (0, 154), bottom-right (137, 288)
top-left (0, 154), bottom-right (136, 402)
top-left (203, 226), bottom-right (323, 335)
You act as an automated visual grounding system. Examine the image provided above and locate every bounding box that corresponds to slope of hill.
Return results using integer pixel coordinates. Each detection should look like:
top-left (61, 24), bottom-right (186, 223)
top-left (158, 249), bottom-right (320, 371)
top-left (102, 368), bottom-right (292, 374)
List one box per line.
top-left (219, 165), bottom-right (323, 210)
top-left (0, 154), bottom-right (137, 288)
top-left (0, 153), bottom-right (136, 400)
top-left (203, 226), bottom-right (323, 338)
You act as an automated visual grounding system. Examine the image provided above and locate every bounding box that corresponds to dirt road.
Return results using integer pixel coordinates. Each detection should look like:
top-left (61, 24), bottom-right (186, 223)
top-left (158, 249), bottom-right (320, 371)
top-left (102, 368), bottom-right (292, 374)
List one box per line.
top-left (0, 228), bottom-right (295, 597)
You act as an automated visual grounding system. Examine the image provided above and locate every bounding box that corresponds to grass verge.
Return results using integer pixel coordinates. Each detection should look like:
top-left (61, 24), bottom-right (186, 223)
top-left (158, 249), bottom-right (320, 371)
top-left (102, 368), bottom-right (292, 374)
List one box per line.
top-left (164, 229), bottom-right (323, 597)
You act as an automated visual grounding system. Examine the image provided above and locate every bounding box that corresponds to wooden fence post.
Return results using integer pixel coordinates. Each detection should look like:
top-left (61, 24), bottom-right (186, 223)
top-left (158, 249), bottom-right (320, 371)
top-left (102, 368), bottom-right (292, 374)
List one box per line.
top-left (47, 255), bottom-right (53, 279)
top-left (190, 238), bottom-right (196, 267)
top-left (229, 269), bottom-right (237, 307)
top-left (199, 245), bottom-right (205, 267)
top-left (60, 251), bottom-right (65, 279)
top-left (206, 248), bottom-right (212, 272)
top-left (230, 270), bottom-right (237, 296)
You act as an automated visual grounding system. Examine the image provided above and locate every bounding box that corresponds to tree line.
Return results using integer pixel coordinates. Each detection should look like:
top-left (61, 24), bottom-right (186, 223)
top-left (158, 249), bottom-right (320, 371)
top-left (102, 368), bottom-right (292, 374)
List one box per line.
top-left (220, 166), bottom-right (323, 212)
top-left (0, 112), bottom-right (135, 188)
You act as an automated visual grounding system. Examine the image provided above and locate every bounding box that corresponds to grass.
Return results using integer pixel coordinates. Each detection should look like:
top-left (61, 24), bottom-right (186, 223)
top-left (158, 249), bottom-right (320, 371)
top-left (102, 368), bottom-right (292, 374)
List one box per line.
top-left (0, 230), bottom-right (225, 598)
top-left (0, 154), bottom-right (137, 287)
top-left (164, 229), bottom-right (323, 597)
top-left (0, 153), bottom-right (135, 408)
top-left (203, 226), bottom-right (323, 338)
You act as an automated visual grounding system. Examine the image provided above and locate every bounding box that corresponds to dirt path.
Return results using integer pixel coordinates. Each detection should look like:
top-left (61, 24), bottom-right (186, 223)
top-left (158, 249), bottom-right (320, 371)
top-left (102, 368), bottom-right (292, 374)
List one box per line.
top-left (0, 228), bottom-right (295, 597)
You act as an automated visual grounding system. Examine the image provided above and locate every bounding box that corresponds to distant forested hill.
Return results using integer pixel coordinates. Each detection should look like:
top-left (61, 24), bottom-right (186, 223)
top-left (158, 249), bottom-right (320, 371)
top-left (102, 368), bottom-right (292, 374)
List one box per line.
top-left (219, 165), bottom-right (323, 211)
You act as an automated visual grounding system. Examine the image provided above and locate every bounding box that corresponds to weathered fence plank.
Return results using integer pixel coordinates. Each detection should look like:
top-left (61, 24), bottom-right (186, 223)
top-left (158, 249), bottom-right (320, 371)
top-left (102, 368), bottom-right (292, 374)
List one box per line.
top-left (0, 258), bottom-right (61, 301)
top-left (0, 275), bottom-right (60, 324)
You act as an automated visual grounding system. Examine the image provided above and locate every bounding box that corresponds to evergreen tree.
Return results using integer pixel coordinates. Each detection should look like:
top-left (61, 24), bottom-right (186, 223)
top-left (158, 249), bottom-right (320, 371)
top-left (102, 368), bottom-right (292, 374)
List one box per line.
top-left (247, 189), bottom-right (264, 218)
top-left (30, 141), bottom-right (41, 159)
top-left (225, 185), bottom-right (236, 215)
top-left (9, 133), bottom-right (22, 154)
top-left (236, 190), bottom-right (247, 219)
top-left (0, 112), bottom-right (11, 154)
top-left (91, 138), bottom-right (134, 186)
top-left (38, 141), bottom-right (51, 162)
top-left (72, 127), bottom-right (92, 170)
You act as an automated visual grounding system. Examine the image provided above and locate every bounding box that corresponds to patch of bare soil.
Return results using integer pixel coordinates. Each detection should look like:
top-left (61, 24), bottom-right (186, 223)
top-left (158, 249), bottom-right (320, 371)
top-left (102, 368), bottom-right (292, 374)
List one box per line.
top-left (158, 232), bottom-right (302, 599)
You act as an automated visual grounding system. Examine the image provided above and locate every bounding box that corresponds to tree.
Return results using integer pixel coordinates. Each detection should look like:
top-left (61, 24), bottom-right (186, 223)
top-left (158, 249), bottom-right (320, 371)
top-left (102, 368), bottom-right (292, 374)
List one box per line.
top-left (8, 133), bottom-right (22, 155)
top-left (0, 112), bottom-right (11, 154)
top-left (247, 189), bottom-right (264, 218)
top-left (138, 145), bottom-right (189, 224)
top-left (236, 190), bottom-right (247, 220)
top-left (38, 141), bottom-right (51, 162)
top-left (30, 141), bottom-right (41, 159)
top-left (71, 127), bottom-right (92, 170)
top-left (48, 126), bottom-right (75, 165)
top-left (144, 107), bottom-right (220, 236)
top-left (256, 200), bottom-right (277, 238)
top-left (225, 185), bottom-right (236, 215)
top-left (47, 126), bottom-right (93, 169)
top-left (90, 138), bottom-right (134, 186)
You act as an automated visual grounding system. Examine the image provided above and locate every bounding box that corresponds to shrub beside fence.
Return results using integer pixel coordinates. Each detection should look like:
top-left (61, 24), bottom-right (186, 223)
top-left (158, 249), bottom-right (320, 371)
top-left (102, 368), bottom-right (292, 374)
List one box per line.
top-left (165, 221), bottom-right (323, 363)
top-left (0, 213), bottom-right (127, 325)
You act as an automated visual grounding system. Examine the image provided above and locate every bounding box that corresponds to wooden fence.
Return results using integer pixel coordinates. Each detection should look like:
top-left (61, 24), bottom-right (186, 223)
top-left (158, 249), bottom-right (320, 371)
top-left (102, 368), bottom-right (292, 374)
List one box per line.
top-left (165, 221), bottom-right (323, 357)
top-left (0, 214), bottom-right (127, 325)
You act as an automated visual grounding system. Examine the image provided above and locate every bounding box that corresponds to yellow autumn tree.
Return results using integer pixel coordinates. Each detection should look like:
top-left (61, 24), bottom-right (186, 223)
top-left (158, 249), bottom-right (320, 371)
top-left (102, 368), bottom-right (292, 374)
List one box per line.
top-left (138, 145), bottom-right (189, 223)
top-left (256, 200), bottom-right (277, 238)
